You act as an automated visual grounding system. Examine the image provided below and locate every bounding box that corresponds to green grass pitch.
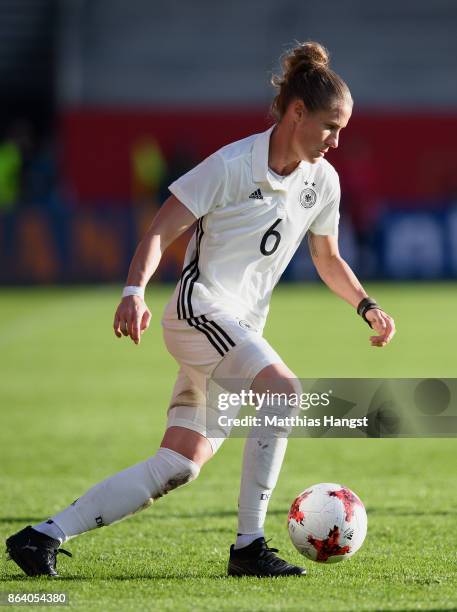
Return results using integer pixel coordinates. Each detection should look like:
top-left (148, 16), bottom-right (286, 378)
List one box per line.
top-left (0, 283), bottom-right (456, 611)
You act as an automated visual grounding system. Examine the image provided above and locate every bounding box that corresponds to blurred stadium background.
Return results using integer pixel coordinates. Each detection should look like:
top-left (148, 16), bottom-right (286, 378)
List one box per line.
top-left (1, 0), bottom-right (457, 285)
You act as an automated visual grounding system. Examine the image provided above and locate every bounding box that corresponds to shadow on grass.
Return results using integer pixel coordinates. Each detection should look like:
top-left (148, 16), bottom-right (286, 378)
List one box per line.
top-left (0, 510), bottom-right (285, 524)
top-left (151, 509), bottom-right (285, 519)
top-left (2, 506), bottom-right (452, 525)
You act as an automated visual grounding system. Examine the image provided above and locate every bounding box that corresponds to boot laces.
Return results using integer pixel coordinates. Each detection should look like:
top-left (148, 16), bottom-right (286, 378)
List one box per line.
top-left (44, 547), bottom-right (72, 569)
top-left (259, 539), bottom-right (288, 568)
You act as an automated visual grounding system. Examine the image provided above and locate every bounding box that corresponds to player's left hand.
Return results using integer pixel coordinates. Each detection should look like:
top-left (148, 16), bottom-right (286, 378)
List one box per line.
top-left (365, 309), bottom-right (396, 347)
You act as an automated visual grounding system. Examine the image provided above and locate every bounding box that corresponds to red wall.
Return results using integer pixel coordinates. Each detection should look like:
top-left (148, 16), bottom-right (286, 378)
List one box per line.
top-left (60, 107), bottom-right (457, 204)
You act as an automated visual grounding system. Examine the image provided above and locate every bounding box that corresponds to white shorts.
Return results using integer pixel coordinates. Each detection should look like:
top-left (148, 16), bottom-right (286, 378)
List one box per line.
top-left (161, 312), bottom-right (284, 453)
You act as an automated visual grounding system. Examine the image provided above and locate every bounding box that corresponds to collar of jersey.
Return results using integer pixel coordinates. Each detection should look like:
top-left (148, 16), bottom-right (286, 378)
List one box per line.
top-left (252, 125), bottom-right (309, 191)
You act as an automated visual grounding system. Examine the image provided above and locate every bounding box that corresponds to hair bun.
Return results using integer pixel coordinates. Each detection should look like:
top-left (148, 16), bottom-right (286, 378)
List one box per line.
top-left (283, 41), bottom-right (330, 80)
top-left (270, 40), bottom-right (351, 120)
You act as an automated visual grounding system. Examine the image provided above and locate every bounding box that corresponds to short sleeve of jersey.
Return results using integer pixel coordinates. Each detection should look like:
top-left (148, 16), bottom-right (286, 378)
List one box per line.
top-left (168, 152), bottom-right (227, 219)
top-left (308, 170), bottom-right (341, 236)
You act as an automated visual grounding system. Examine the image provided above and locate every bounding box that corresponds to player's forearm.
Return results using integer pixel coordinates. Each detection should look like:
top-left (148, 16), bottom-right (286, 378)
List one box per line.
top-left (313, 255), bottom-right (368, 308)
top-left (124, 196), bottom-right (196, 288)
top-left (126, 233), bottom-right (164, 287)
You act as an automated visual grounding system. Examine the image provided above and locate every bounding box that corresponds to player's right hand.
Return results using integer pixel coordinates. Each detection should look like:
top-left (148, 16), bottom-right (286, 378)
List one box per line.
top-left (113, 296), bottom-right (152, 345)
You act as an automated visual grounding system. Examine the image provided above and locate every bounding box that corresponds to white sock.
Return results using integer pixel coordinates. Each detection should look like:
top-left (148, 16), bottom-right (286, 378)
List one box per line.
top-left (33, 520), bottom-right (66, 544)
top-left (42, 448), bottom-right (200, 543)
top-left (236, 399), bottom-right (294, 542)
top-left (236, 436), bottom-right (288, 539)
top-left (235, 530), bottom-right (264, 550)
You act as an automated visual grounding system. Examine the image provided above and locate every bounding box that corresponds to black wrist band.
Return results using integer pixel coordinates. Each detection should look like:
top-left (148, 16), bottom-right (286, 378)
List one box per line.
top-left (357, 297), bottom-right (380, 328)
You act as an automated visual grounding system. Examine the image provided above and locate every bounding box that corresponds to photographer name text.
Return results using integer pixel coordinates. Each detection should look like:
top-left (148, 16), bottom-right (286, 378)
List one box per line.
top-left (217, 415), bottom-right (369, 429)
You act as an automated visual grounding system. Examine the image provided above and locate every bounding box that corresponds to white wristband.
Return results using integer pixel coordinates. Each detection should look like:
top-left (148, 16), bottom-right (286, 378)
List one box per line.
top-left (122, 286), bottom-right (145, 299)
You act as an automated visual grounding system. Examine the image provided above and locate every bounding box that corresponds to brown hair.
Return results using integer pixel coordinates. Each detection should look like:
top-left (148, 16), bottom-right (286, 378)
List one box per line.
top-left (271, 41), bottom-right (352, 121)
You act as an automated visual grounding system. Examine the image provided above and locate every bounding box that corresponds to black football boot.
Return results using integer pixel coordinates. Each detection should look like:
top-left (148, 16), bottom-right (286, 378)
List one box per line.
top-left (228, 537), bottom-right (306, 577)
top-left (6, 526), bottom-right (72, 577)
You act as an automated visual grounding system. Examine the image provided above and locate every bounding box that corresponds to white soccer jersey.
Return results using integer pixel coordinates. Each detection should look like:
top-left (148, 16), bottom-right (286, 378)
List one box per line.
top-left (163, 125), bottom-right (341, 331)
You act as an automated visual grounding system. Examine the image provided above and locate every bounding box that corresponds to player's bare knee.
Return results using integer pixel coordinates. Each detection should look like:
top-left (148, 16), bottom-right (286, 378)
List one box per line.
top-left (252, 363), bottom-right (302, 416)
top-left (252, 363), bottom-right (301, 395)
top-left (160, 426), bottom-right (213, 467)
top-left (277, 376), bottom-right (302, 401)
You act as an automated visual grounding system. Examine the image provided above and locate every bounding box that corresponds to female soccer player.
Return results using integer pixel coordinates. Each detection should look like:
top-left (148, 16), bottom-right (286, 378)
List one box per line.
top-left (7, 41), bottom-right (395, 577)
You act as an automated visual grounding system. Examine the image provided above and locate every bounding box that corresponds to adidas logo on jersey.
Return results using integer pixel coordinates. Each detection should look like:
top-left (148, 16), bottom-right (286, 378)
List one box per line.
top-left (249, 189), bottom-right (263, 200)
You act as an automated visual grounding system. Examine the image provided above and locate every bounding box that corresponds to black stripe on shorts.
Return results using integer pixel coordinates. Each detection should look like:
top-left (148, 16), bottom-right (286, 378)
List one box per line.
top-left (186, 316), bottom-right (236, 357)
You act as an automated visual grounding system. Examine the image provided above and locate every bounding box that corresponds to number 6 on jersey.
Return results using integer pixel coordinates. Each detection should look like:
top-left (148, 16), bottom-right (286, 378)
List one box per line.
top-left (260, 219), bottom-right (282, 256)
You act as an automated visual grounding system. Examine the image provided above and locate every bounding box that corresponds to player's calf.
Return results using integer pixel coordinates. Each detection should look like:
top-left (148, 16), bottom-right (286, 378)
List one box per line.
top-left (48, 448), bottom-right (200, 539)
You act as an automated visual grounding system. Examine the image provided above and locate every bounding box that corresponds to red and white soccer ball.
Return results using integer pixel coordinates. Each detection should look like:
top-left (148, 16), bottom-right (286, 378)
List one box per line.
top-left (288, 483), bottom-right (367, 563)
